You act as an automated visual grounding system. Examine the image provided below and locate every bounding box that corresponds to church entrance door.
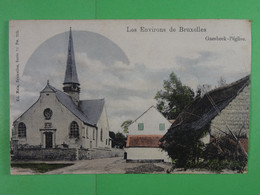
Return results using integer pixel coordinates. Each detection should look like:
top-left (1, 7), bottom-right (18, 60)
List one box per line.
top-left (45, 132), bottom-right (53, 148)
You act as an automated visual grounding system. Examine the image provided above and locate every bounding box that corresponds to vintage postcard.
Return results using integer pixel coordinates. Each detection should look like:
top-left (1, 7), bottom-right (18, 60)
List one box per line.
top-left (9, 20), bottom-right (251, 175)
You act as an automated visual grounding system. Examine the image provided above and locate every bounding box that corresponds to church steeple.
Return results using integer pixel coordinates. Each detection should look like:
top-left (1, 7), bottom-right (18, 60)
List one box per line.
top-left (63, 28), bottom-right (80, 105)
top-left (64, 27), bottom-right (79, 85)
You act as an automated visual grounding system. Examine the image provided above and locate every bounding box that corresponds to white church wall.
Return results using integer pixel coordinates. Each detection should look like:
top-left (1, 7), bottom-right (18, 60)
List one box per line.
top-left (13, 90), bottom-right (85, 148)
top-left (128, 106), bottom-right (171, 135)
top-left (82, 126), bottom-right (97, 149)
top-left (96, 105), bottom-right (111, 148)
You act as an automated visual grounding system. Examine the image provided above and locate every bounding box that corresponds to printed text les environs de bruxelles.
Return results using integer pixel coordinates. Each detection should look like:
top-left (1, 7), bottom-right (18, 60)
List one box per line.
top-left (126, 26), bottom-right (246, 42)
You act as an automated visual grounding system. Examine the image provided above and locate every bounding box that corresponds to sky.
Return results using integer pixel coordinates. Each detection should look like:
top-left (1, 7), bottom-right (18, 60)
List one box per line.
top-left (9, 20), bottom-right (251, 132)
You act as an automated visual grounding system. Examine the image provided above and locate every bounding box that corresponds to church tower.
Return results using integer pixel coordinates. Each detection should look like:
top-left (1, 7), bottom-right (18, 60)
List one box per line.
top-left (63, 28), bottom-right (80, 105)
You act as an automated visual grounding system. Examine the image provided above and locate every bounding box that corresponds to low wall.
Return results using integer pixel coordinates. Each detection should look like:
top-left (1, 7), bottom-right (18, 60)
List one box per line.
top-left (13, 148), bottom-right (77, 161)
top-left (12, 148), bottom-right (124, 161)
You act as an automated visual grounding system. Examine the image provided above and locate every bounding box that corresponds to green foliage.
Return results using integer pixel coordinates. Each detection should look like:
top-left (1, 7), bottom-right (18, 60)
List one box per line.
top-left (161, 129), bottom-right (205, 168)
top-left (155, 72), bottom-right (195, 119)
top-left (202, 136), bottom-right (247, 172)
top-left (205, 159), bottom-right (246, 172)
top-left (186, 159), bottom-right (246, 173)
top-left (163, 134), bottom-right (248, 172)
top-left (112, 132), bottom-right (126, 149)
top-left (121, 120), bottom-right (133, 134)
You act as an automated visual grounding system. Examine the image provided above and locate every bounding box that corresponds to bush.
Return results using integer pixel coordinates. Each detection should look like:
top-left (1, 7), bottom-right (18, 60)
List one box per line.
top-left (204, 159), bottom-right (247, 172)
top-left (161, 129), bottom-right (206, 168)
top-left (173, 159), bottom-right (247, 173)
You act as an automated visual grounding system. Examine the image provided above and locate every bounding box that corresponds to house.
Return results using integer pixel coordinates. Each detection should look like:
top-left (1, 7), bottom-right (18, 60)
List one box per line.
top-left (125, 106), bottom-right (171, 162)
top-left (11, 29), bottom-right (111, 153)
top-left (161, 75), bottom-right (250, 155)
top-left (128, 106), bottom-right (171, 135)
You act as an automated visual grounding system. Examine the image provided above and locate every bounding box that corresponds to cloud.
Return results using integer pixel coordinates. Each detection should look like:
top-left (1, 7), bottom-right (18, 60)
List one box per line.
top-left (173, 50), bottom-right (250, 89)
top-left (176, 51), bottom-right (219, 66)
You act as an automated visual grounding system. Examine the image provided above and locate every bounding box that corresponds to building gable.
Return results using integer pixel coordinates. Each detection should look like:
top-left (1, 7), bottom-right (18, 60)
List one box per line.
top-left (13, 87), bottom-right (85, 146)
top-left (128, 106), bottom-right (171, 135)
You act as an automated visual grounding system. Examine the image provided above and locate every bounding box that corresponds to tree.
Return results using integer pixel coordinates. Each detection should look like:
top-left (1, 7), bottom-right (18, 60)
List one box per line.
top-left (155, 72), bottom-right (195, 119)
top-left (121, 120), bottom-right (133, 134)
top-left (111, 132), bottom-right (126, 149)
top-left (160, 129), bottom-right (206, 168)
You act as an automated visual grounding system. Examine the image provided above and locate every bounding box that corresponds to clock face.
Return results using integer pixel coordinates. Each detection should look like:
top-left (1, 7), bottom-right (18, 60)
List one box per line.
top-left (43, 108), bottom-right (53, 120)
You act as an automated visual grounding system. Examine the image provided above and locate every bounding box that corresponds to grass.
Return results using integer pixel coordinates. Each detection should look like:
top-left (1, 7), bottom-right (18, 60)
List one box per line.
top-left (11, 163), bottom-right (74, 173)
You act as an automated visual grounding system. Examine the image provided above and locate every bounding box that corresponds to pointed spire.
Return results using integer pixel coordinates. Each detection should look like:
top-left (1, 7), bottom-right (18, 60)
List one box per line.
top-left (63, 28), bottom-right (80, 105)
top-left (63, 28), bottom-right (80, 85)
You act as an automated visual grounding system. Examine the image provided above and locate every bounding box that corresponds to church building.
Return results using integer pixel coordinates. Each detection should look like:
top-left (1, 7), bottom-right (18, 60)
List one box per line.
top-left (11, 29), bottom-right (111, 150)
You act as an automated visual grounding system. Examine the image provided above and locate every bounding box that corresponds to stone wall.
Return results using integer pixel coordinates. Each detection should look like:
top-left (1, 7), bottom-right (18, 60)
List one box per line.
top-left (13, 148), bottom-right (77, 161)
top-left (12, 148), bottom-right (124, 161)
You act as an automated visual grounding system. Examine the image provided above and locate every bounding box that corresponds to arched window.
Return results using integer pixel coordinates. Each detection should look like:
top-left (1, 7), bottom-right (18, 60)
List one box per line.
top-left (69, 121), bottom-right (79, 138)
top-left (18, 122), bottom-right (26, 137)
top-left (100, 128), bottom-right (103, 141)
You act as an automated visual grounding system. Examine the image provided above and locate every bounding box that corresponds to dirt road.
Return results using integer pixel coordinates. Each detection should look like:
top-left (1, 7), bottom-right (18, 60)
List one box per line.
top-left (11, 158), bottom-right (238, 175)
top-left (46, 157), bottom-right (172, 174)
top-left (46, 157), bottom-right (127, 174)
top-left (11, 157), bottom-right (172, 175)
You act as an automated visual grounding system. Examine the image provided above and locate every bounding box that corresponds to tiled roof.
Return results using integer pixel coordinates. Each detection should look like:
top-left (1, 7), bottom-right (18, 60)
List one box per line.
top-left (126, 135), bottom-right (163, 148)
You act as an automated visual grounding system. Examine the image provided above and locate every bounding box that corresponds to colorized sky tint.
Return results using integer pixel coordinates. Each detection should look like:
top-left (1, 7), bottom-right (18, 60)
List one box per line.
top-left (9, 20), bottom-right (251, 132)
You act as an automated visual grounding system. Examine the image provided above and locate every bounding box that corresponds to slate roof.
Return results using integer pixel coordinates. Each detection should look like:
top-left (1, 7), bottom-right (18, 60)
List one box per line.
top-left (79, 99), bottom-right (105, 125)
top-left (126, 135), bottom-right (163, 148)
top-left (45, 83), bottom-right (104, 127)
top-left (161, 75), bottom-right (250, 141)
top-left (63, 28), bottom-right (80, 85)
